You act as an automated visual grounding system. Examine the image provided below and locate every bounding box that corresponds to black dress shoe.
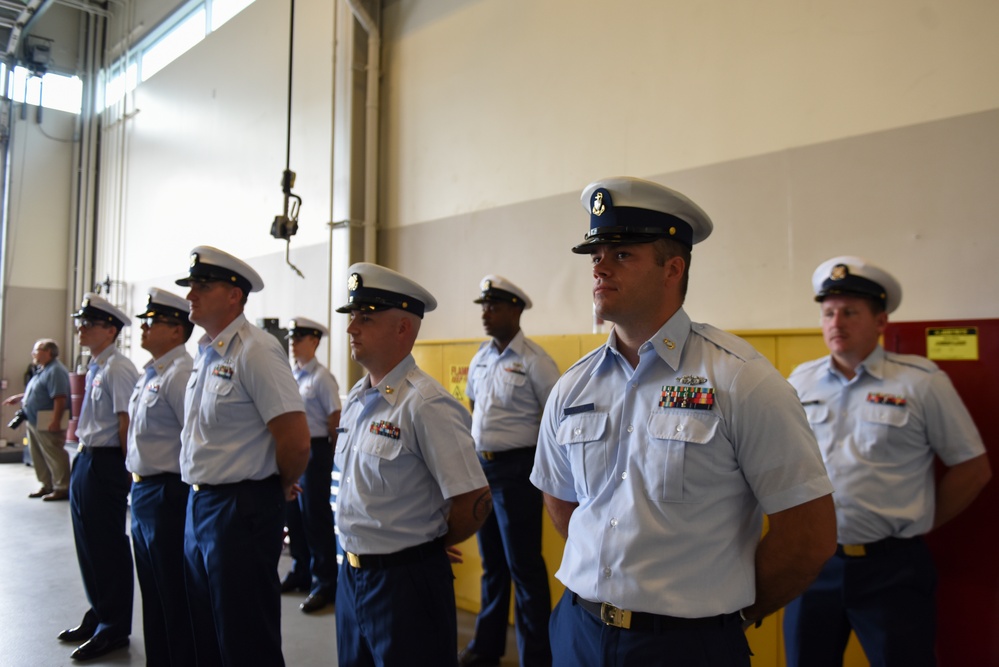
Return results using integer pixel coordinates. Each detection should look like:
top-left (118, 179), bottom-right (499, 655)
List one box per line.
top-left (57, 611), bottom-right (98, 642)
top-left (300, 591), bottom-right (333, 613)
top-left (280, 572), bottom-right (311, 593)
top-left (71, 635), bottom-right (129, 661)
top-left (457, 647), bottom-right (500, 667)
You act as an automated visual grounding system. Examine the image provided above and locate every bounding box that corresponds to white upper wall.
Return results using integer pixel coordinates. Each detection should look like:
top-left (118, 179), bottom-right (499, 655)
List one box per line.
top-left (382, 0), bottom-right (999, 227)
top-left (121, 0), bottom-right (334, 280)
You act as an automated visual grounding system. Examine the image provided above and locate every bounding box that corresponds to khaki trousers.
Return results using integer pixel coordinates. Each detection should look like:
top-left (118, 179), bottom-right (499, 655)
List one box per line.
top-left (26, 421), bottom-right (70, 492)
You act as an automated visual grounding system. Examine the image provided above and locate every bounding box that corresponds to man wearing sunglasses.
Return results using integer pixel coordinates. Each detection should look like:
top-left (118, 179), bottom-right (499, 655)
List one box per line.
top-left (58, 293), bottom-right (140, 661)
top-left (126, 288), bottom-right (196, 666)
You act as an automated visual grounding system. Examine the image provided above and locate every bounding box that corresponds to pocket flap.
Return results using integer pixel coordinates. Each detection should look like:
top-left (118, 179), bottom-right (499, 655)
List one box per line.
top-left (647, 411), bottom-right (719, 444)
top-left (556, 412), bottom-right (608, 445)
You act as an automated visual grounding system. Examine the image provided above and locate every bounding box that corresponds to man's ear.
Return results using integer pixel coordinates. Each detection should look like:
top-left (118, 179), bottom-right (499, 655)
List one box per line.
top-left (665, 255), bottom-right (686, 287)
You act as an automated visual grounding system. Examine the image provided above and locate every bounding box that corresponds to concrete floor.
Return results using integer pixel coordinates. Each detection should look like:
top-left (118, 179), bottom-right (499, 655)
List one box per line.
top-left (0, 457), bottom-right (519, 666)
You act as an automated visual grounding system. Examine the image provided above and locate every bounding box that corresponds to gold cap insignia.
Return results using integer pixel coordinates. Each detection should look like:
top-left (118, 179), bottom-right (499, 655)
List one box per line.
top-left (348, 273), bottom-right (360, 291)
top-left (830, 264), bottom-right (848, 281)
top-left (190, 252), bottom-right (199, 268)
top-left (592, 191), bottom-right (606, 217)
top-left (82, 298), bottom-right (90, 308)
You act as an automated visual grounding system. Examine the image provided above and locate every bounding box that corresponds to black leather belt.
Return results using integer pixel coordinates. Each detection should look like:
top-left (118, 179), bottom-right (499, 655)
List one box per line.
top-left (479, 446), bottom-right (536, 462)
top-left (571, 592), bottom-right (739, 632)
top-left (346, 537), bottom-right (445, 569)
top-left (837, 536), bottom-right (920, 558)
top-left (76, 445), bottom-right (122, 456)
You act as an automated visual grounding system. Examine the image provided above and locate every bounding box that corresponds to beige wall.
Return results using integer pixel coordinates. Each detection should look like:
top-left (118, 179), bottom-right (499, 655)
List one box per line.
top-left (380, 0), bottom-right (999, 342)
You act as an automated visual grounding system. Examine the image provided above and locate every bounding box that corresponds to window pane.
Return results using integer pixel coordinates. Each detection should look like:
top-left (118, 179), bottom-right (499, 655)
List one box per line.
top-left (211, 0), bottom-right (255, 31)
top-left (141, 7), bottom-right (207, 82)
top-left (105, 63), bottom-right (138, 109)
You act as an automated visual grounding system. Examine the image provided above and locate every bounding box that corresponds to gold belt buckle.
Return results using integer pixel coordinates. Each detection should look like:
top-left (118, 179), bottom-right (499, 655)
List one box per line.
top-left (193, 484), bottom-right (202, 492)
top-left (600, 603), bottom-right (632, 629)
top-left (132, 473), bottom-right (143, 483)
top-left (347, 552), bottom-right (362, 568)
top-left (77, 444), bottom-right (85, 453)
top-left (842, 544), bottom-right (867, 557)
top-left (480, 451), bottom-right (495, 461)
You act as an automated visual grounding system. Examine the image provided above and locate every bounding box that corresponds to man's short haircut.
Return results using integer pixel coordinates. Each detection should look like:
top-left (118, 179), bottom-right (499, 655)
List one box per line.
top-left (651, 238), bottom-right (692, 302)
top-left (36, 339), bottom-right (60, 358)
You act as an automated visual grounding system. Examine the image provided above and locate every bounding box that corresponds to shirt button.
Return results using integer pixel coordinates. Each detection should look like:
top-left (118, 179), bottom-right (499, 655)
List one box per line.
top-left (603, 567), bottom-right (612, 578)
top-left (676, 424), bottom-right (683, 432)
top-left (574, 428), bottom-right (581, 435)
top-left (610, 518), bottom-right (618, 527)
top-left (626, 425), bottom-right (634, 433)
top-left (620, 471), bottom-right (627, 480)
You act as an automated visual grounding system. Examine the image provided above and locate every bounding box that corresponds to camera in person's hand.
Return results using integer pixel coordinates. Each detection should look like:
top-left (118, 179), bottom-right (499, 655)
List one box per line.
top-left (7, 409), bottom-right (27, 429)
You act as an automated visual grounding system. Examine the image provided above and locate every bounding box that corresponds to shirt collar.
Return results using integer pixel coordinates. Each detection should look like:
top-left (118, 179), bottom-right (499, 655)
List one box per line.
top-left (146, 344), bottom-right (188, 376)
top-left (91, 345), bottom-right (116, 368)
top-left (491, 329), bottom-right (526, 357)
top-left (295, 357), bottom-right (320, 378)
top-left (199, 313), bottom-right (247, 357)
top-left (594, 308), bottom-right (691, 375)
top-left (363, 354), bottom-right (416, 407)
top-left (825, 345), bottom-right (885, 382)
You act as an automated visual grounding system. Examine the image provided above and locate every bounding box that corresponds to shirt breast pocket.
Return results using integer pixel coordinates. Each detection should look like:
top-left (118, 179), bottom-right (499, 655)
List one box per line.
top-left (203, 377), bottom-right (234, 425)
top-left (857, 403), bottom-right (910, 461)
top-left (555, 412), bottom-right (609, 498)
top-left (645, 411), bottom-right (720, 503)
top-left (803, 403), bottom-right (833, 457)
top-left (356, 435), bottom-right (404, 496)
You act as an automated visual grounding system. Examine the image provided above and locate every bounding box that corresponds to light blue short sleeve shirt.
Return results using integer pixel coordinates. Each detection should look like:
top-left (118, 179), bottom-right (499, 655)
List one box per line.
top-left (127, 344), bottom-right (194, 476)
top-left (465, 330), bottom-right (560, 452)
top-left (180, 315), bottom-right (305, 485)
top-left (294, 358), bottom-right (342, 438)
top-left (531, 309), bottom-right (833, 618)
top-left (789, 345), bottom-right (985, 544)
top-left (334, 355), bottom-right (488, 555)
top-left (76, 346), bottom-right (140, 449)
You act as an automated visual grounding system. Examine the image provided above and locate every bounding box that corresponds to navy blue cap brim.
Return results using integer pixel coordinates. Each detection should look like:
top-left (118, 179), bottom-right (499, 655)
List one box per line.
top-left (72, 305), bottom-right (125, 329)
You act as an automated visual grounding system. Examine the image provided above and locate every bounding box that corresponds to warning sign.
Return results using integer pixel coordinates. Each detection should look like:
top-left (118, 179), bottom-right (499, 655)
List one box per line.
top-left (449, 364), bottom-right (469, 404)
top-left (926, 327), bottom-right (979, 361)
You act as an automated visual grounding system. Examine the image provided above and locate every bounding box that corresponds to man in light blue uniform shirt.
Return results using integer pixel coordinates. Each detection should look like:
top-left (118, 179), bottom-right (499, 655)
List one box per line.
top-left (334, 263), bottom-right (492, 667)
top-left (126, 288), bottom-right (196, 667)
top-left (4, 338), bottom-right (71, 500)
top-left (177, 246), bottom-right (310, 667)
top-left (460, 275), bottom-right (560, 667)
top-left (530, 177), bottom-right (837, 667)
top-left (783, 256), bottom-right (991, 667)
top-left (60, 293), bottom-right (140, 662)
top-left (281, 316), bottom-right (342, 614)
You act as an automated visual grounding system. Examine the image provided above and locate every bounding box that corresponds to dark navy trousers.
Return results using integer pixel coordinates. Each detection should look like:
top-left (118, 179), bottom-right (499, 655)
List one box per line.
top-left (69, 446), bottom-right (134, 641)
top-left (284, 436), bottom-right (338, 595)
top-left (469, 447), bottom-right (552, 666)
top-left (335, 544), bottom-right (457, 667)
top-left (184, 476), bottom-right (286, 667)
top-left (783, 538), bottom-right (937, 667)
top-left (550, 591), bottom-right (751, 667)
top-left (131, 473), bottom-right (195, 667)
